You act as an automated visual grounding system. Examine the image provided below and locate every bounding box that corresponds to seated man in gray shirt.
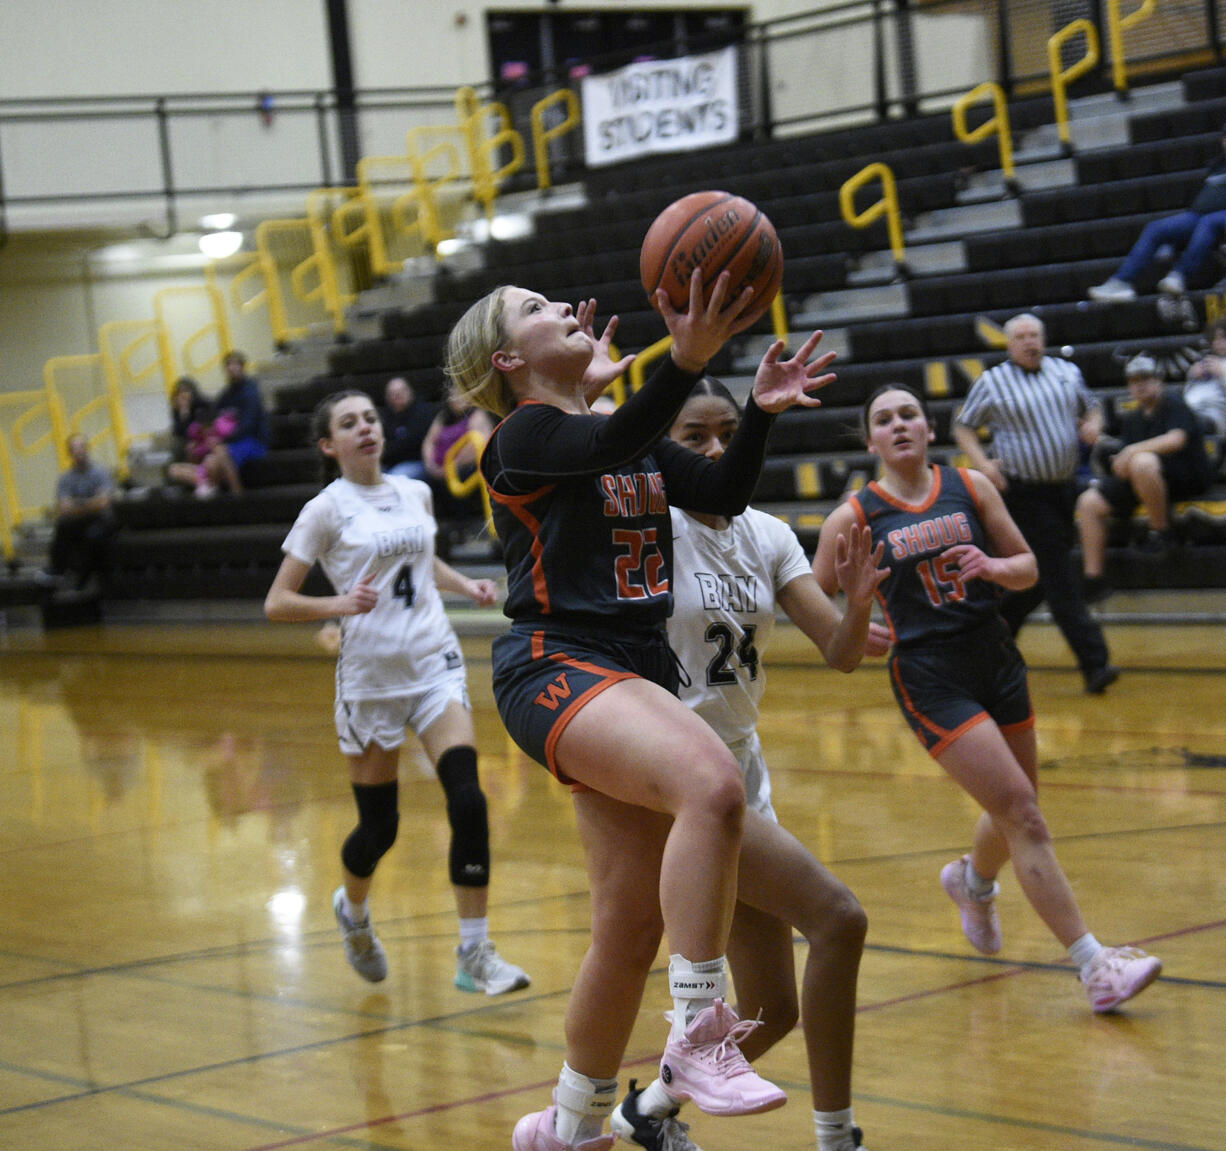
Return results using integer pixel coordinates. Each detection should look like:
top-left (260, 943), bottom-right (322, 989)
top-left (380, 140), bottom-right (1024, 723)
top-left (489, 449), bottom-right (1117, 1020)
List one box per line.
top-left (49, 433), bottom-right (116, 590)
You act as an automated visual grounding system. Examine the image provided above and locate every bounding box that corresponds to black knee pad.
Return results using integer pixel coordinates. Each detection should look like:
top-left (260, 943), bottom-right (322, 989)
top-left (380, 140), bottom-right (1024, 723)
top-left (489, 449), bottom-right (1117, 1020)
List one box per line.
top-left (341, 780), bottom-right (399, 878)
top-left (436, 746), bottom-right (490, 887)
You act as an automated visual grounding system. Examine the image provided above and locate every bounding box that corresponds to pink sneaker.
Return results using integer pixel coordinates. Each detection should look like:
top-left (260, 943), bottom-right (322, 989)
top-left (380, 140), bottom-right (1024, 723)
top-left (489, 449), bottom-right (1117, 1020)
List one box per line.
top-left (658, 999), bottom-right (786, 1116)
top-left (1081, 946), bottom-right (1162, 1013)
top-left (940, 856), bottom-right (1002, 955)
top-left (512, 1106), bottom-right (616, 1151)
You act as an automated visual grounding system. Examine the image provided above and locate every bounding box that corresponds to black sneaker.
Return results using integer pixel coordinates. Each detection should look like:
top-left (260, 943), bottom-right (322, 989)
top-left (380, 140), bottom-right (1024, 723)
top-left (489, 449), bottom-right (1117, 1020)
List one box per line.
top-left (1085, 665), bottom-right (1121, 695)
top-left (610, 1079), bottom-right (702, 1151)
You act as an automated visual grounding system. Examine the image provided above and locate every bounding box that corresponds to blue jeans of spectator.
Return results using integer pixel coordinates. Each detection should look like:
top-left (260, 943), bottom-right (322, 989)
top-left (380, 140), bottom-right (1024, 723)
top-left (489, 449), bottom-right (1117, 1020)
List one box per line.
top-left (1117, 209), bottom-right (1226, 284)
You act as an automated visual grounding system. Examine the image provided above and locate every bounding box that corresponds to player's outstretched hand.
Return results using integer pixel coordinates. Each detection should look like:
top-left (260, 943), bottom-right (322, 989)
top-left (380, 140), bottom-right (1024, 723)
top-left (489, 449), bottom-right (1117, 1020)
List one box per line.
top-left (578, 298), bottom-right (636, 401)
top-left (658, 268), bottom-right (754, 373)
top-left (835, 523), bottom-right (889, 607)
top-left (751, 329), bottom-right (837, 413)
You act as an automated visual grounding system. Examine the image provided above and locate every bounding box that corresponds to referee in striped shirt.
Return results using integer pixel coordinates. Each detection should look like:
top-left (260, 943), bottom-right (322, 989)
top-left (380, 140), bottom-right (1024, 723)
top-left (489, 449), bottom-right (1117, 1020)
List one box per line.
top-left (954, 313), bottom-right (1119, 694)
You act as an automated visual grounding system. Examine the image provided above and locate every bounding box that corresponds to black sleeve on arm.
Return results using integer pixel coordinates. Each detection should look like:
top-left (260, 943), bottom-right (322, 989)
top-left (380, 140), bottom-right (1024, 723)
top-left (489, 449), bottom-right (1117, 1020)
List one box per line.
top-left (660, 395), bottom-right (777, 516)
top-left (482, 356), bottom-right (704, 493)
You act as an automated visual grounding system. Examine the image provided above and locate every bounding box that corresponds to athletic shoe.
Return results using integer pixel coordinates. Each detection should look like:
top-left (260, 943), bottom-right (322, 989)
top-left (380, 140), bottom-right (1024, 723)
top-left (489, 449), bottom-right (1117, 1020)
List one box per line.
top-left (1157, 271), bottom-right (1186, 295)
top-left (940, 856), bottom-right (1003, 955)
top-left (1088, 278), bottom-right (1136, 302)
top-left (658, 999), bottom-right (786, 1116)
top-left (512, 1105), bottom-right (616, 1151)
top-left (1084, 665), bottom-right (1121, 695)
top-left (332, 886), bottom-right (388, 982)
top-left (1081, 945), bottom-right (1162, 1012)
top-left (610, 1079), bottom-right (703, 1151)
top-left (454, 939), bottom-right (530, 995)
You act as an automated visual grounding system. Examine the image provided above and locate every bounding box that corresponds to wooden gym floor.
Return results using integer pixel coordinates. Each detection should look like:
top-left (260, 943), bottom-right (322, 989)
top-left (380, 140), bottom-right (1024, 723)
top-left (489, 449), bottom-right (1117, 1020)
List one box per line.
top-left (0, 615), bottom-right (1222, 1150)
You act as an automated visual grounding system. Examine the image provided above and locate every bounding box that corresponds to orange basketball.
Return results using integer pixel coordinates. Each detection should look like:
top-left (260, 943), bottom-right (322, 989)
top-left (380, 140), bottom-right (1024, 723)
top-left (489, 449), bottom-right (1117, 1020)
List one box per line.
top-left (640, 191), bottom-right (783, 334)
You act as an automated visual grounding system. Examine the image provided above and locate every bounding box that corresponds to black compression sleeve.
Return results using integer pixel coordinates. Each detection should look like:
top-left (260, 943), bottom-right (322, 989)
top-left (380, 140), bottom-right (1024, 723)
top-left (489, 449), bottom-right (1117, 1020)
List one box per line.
top-left (482, 356), bottom-right (704, 492)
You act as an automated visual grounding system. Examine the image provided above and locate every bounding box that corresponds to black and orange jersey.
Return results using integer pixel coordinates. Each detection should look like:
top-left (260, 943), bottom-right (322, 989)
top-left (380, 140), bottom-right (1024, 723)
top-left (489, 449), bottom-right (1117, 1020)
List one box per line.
top-left (851, 465), bottom-right (1003, 647)
top-left (480, 356), bottom-right (775, 635)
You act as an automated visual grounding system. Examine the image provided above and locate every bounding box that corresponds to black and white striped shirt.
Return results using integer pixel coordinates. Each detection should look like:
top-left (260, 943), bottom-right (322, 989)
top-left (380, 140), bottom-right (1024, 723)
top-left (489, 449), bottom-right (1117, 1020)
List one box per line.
top-left (957, 356), bottom-right (1099, 484)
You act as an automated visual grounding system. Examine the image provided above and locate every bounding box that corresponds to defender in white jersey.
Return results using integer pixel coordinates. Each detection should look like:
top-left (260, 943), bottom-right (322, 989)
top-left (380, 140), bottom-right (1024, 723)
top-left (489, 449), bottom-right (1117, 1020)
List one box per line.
top-left (265, 390), bottom-right (529, 996)
top-left (611, 379), bottom-right (889, 1151)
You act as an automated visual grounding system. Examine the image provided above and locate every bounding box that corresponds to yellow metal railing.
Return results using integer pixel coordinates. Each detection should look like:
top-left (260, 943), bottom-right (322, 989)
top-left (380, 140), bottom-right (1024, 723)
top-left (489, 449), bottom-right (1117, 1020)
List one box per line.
top-left (155, 281), bottom-right (234, 384)
top-left (952, 82), bottom-right (1015, 184)
top-left (0, 389), bottom-right (65, 547)
top-left (441, 429), bottom-right (493, 529)
top-left (457, 86), bottom-right (525, 219)
top-left (405, 128), bottom-right (465, 252)
top-left (1049, 19), bottom-right (1100, 147)
top-left (1108, 0), bottom-right (1157, 94)
top-left (532, 89), bottom-right (581, 191)
top-left (840, 162), bottom-right (905, 264)
top-left (97, 319), bottom-right (165, 472)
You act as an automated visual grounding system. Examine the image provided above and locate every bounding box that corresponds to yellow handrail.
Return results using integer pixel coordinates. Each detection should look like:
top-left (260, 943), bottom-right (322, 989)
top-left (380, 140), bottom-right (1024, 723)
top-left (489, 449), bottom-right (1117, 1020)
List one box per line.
top-left (254, 220), bottom-right (309, 345)
top-left (456, 86), bottom-right (525, 218)
top-left (98, 319), bottom-right (163, 471)
top-left (1049, 19), bottom-right (1101, 146)
top-left (531, 89), bottom-right (581, 191)
top-left (1107, 0), bottom-right (1157, 94)
top-left (154, 282), bottom-right (233, 386)
top-left (840, 162), bottom-right (905, 263)
top-left (627, 334), bottom-right (675, 396)
top-left (951, 82), bottom-right (1016, 182)
top-left (0, 389), bottom-right (59, 536)
top-left (441, 429), bottom-right (493, 529)
top-left (227, 252), bottom-right (272, 322)
top-left (405, 129), bottom-right (464, 253)
top-left (159, 280), bottom-right (232, 379)
top-left (42, 356), bottom-right (94, 466)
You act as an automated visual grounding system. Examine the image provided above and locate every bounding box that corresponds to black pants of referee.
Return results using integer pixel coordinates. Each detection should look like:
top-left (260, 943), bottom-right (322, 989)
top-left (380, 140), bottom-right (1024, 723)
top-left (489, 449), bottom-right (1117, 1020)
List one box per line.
top-left (999, 477), bottom-right (1111, 681)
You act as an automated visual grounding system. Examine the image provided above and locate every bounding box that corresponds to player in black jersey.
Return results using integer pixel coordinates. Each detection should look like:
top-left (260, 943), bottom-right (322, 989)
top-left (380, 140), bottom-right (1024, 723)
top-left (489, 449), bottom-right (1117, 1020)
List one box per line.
top-left (814, 385), bottom-right (1161, 1016)
top-left (444, 271), bottom-right (834, 1151)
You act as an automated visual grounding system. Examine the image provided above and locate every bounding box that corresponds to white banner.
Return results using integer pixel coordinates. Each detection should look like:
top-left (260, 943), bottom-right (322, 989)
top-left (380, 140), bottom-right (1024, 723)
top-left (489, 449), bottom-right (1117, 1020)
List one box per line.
top-left (581, 47), bottom-right (739, 169)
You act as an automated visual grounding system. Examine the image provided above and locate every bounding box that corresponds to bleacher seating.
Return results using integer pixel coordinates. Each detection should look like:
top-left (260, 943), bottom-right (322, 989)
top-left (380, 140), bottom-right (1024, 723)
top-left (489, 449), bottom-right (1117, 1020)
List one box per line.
top-left (99, 71), bottom-right (1226, 603)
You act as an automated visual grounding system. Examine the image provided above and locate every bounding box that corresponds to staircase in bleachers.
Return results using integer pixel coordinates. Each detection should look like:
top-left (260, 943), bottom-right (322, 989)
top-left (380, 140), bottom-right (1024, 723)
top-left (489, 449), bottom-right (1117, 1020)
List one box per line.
top-left (100, 71), bottom-right (1226, 610)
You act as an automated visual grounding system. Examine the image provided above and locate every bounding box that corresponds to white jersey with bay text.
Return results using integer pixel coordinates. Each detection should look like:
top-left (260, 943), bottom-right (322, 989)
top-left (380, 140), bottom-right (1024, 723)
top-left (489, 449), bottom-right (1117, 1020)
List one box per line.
top-left (282, 475), bottom-right (464, 701)
top-left (667, 506), bottom-right (811, 748)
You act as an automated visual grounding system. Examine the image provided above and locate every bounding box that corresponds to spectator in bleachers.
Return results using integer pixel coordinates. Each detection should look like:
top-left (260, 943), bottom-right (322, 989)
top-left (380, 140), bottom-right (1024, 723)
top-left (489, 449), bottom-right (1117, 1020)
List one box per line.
top-left (1183, 319), bottom-right (1226, 456)
top-left (167, 377), bottom-right (212, 463)
top-left (196, 351), bottom-right (268, 495)
top-left (380, 376), bottom-right (437, 481)
top-left (953, 313), bottom-right (1119, 694)
top-left (1089, 125), bottom-right (1226, 300)
top-left (48, 433), bottom-right (116, 591)
top-left (164, 376), bottom-right (223, 495)
top-left (421, 392), bottom-right (495, 520)
top-left (1077, 355), bottom-right (1215, 603)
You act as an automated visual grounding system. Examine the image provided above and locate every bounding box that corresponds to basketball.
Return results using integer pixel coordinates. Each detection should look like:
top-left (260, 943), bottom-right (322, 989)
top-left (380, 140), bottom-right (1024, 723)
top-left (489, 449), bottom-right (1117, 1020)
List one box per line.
top-left (640, 191), bottom-right (783, 334)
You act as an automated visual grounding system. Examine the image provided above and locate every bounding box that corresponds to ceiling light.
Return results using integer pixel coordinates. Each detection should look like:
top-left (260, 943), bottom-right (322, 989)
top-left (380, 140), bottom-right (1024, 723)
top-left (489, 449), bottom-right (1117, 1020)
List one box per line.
top-left (198, 230), bottom-right (244, 259)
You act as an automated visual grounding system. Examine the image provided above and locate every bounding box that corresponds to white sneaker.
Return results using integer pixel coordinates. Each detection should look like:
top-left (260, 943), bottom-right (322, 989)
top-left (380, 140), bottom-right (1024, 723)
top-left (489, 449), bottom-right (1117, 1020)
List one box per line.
top-left (332, 886), bottom-right (388, 982)
top-left (1088, 278), bottom-right (1136, 302)
top-left (940, 855), bottom-right (1003, 955)
top-left (1157, 271), bottom-right (1186, 295)
top-left (1081, 945), bottom-right (1162, 1012)
top-left (454, 939), bottom-right (530, 995)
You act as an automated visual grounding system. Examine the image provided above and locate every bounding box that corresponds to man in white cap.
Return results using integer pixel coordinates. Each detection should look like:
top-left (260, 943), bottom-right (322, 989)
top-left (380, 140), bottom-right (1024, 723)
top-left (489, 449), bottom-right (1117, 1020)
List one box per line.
top-left (1076, 354), bottom-right (1215, 602)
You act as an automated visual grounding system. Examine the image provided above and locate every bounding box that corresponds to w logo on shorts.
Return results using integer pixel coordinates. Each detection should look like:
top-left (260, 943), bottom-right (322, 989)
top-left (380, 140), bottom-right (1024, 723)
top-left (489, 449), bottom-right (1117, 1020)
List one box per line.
top-left (534, 672), bottom-right (572, 711)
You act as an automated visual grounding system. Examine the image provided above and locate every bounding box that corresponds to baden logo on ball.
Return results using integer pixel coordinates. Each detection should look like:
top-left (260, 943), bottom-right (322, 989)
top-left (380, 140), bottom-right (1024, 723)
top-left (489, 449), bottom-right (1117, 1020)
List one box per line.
top-left (640, 190), bottom-right (783, 334)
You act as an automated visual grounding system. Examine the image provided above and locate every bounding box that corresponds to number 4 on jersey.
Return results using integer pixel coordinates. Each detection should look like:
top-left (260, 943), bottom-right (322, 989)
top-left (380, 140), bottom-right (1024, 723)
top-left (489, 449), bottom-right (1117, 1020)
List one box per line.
top-left (393, 564), bottom-right (415, 607)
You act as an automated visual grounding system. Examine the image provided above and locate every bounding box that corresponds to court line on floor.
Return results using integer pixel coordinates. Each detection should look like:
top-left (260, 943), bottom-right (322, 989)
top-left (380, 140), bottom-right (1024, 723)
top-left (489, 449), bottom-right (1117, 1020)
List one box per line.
top-left (2, 916), bottom-right (1222, 1126)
